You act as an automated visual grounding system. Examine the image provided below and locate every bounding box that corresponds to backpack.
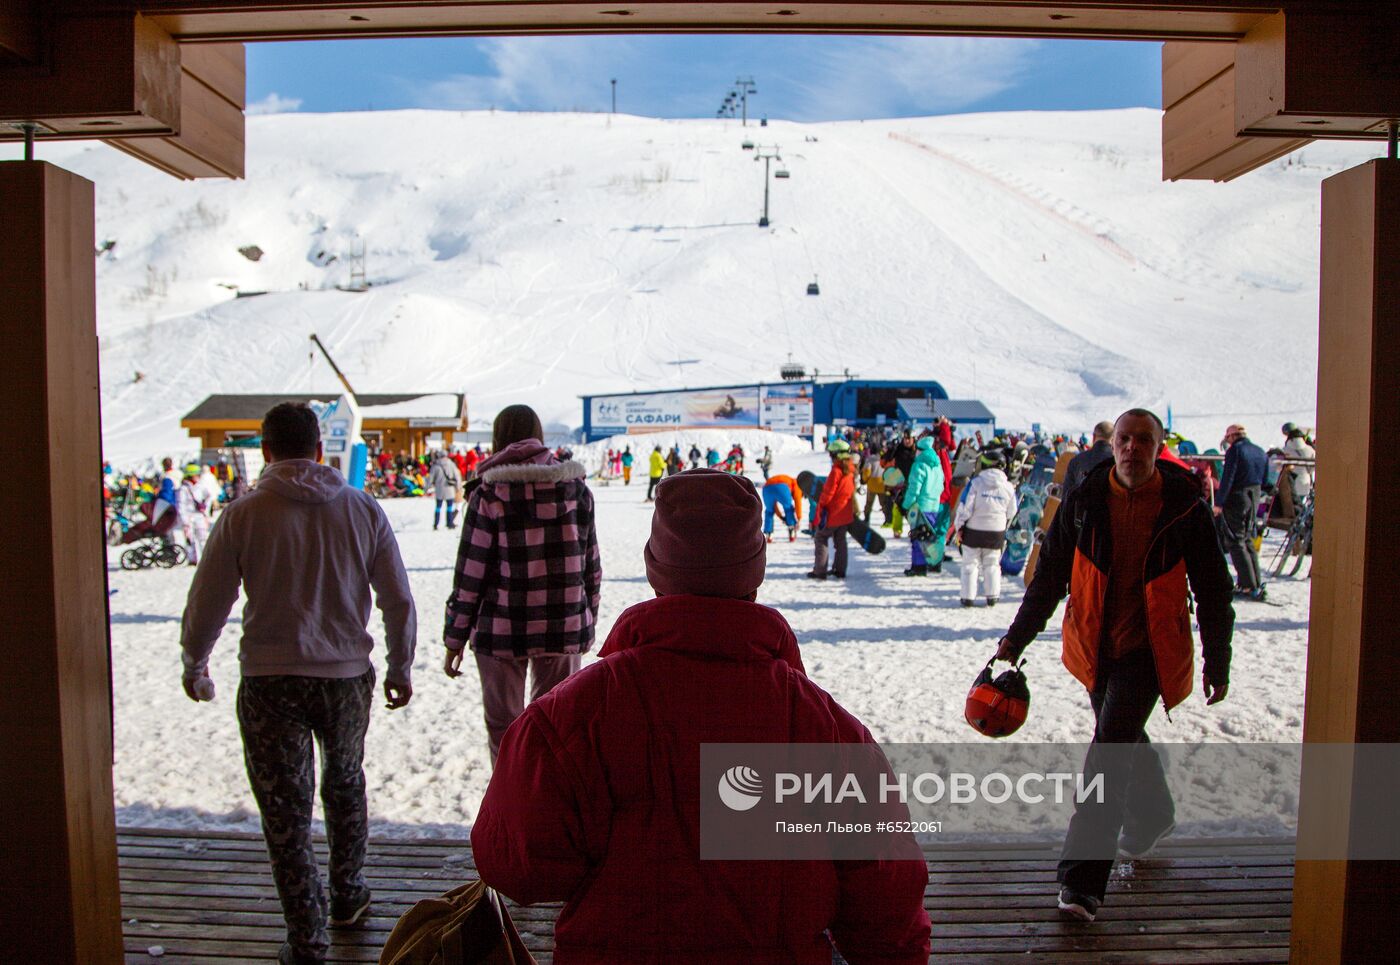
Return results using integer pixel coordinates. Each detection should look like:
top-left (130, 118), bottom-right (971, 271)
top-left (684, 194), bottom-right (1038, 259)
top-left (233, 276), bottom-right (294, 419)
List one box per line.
top-left (378, 879), bottom-right (536, 965)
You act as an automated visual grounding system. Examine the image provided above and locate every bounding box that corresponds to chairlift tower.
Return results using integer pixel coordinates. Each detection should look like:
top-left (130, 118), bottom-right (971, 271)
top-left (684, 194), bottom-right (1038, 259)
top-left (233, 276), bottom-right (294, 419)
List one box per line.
top-left (734, 77), bottom-right (757, 127)
top-left (347, 237), bottom-right (368, 292)
top-left (754, 145), bottom-right (782, 227)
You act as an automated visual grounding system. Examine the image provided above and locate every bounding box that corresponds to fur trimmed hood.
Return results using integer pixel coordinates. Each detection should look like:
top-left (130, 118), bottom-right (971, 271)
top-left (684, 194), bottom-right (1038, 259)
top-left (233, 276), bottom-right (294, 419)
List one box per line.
top-left (481, 459), bottom-right (587, 485)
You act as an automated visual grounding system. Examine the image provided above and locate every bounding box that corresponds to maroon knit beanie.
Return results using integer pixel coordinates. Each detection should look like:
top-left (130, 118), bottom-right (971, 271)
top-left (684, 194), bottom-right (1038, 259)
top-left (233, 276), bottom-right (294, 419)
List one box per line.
top-left (644, 468), bottom-right (766, 598)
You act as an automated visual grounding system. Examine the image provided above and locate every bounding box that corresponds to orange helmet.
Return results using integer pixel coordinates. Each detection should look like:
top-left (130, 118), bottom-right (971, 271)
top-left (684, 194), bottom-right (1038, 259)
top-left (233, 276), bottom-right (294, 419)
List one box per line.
top-left (965, 660), bottom-right (1030, 738)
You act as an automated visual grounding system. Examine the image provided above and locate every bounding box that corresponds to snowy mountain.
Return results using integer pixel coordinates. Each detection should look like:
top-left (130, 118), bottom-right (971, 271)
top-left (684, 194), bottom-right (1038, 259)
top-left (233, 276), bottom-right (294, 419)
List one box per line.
top-left (8, 109), bottom-right (1373, 463)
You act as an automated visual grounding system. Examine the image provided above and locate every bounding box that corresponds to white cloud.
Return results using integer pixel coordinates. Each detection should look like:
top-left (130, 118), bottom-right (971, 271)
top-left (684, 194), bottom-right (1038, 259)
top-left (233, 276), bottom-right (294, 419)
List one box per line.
top-left (783, 37), bottom-right (1041, 121)
top-left (413, 38), bottom-right (632, 112)
top-left (247, 92), bottom-right (304, 115)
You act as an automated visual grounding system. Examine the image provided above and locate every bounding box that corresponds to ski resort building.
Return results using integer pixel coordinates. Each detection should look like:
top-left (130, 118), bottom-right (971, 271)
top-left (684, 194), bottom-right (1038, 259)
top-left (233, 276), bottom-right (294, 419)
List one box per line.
top-left (580, 378), bottom-right (990, 442)
top-left (181, 392), bottom-right (468, 457)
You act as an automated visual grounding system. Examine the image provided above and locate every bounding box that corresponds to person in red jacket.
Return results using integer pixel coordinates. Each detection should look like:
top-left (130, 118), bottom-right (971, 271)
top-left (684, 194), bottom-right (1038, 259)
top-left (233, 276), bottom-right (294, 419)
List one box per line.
top-left (809, 441), bottom-right (857, 580)
top-left (472, 470), bottom-right (931, 965)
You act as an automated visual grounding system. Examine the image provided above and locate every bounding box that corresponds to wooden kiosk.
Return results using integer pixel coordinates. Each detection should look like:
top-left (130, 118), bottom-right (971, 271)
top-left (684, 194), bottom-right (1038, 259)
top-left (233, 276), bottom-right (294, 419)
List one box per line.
top-left (1, 4), bottom-right (1395, 962)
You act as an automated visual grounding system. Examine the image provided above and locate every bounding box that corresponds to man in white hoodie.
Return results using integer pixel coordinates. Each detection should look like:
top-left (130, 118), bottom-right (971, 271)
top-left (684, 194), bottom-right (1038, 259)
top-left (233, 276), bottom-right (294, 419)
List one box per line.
top-left (953, 451), bottom-right (1019, 607)
top-left (180, 402), bottom-right (417, 965)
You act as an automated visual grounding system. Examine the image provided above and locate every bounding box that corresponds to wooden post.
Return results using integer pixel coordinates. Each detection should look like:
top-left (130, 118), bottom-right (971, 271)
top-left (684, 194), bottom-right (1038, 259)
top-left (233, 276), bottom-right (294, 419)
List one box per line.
top-left (1292, 158), bottom-right (1400, 962)
top-left (0, 162), bottom-right (122, 963)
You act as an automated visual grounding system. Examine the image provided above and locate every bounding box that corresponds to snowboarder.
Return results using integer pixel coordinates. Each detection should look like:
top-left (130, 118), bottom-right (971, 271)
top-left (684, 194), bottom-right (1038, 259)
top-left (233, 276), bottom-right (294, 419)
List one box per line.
top-left (900, 437), bottom-right (944, 577)
top-left (810, 442), bottom-right (856, 579)
top-left (761, 471), bottom-right (802, 542)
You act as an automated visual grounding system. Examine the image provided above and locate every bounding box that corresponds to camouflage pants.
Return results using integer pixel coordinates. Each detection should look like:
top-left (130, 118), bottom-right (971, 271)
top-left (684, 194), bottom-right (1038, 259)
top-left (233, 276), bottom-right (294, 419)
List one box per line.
top-left (237, 669), bottom-right (375, 961)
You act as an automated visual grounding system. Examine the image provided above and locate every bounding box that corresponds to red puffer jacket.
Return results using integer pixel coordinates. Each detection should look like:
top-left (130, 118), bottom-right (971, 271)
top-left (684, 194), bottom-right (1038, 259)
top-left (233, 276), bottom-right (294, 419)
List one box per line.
top-left (471, 595), bottom-right (931, 965)
top-left (818, 461), bottom-right (857, 528)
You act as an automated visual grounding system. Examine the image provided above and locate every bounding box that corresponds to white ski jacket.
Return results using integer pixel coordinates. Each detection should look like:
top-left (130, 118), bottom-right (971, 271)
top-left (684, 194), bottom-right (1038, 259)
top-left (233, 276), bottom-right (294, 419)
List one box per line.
top-left (180, 459), bottom-right (417, 685)
top-left (954, 468), bottom-right (1019, 535)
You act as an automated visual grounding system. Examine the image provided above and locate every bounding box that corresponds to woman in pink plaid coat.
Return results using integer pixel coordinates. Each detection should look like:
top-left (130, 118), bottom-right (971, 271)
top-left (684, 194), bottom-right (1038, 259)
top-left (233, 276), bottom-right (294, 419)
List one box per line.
top-left (443, 405), bottom-right (602, 764)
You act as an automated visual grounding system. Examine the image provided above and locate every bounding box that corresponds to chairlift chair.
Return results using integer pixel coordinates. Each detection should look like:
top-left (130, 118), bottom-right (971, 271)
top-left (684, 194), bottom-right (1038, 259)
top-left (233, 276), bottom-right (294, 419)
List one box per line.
top-left (775, 167), bottom-right (791, 179)
top-left (741, 140), bottom-right (755, 150)
top-left (807, 277), bottom-right (821, 296)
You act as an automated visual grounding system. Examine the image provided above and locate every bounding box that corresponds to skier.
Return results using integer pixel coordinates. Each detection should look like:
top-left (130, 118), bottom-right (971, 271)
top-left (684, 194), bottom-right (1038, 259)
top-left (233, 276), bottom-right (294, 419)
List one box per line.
top-left (900, 437), bottom-right (945, 577)
top-left (953, 451), bottom-right (1018, 606)
top-left (761, 471), bottom-right (802, 543)
top-left (1215, 424), bottom-right (1269, 600)
top-left (646, 446), bottom-right (665, 501)
top-left (177, 465), bottom-right (213, 565)
top-left (427, 451), bottom-right (463, 530)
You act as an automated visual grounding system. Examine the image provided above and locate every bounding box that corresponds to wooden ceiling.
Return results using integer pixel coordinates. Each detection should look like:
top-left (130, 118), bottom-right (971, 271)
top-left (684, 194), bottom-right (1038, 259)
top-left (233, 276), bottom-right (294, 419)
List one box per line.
top-left (3, 3), bottom-right (1395, 182)
top-left (125, 2), bottom-right (1285, 43)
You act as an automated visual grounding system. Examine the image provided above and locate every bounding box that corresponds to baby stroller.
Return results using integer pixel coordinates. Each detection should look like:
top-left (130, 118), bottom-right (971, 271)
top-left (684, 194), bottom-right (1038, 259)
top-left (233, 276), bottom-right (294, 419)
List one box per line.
top-left (119, 499), bottom-right (186, 570)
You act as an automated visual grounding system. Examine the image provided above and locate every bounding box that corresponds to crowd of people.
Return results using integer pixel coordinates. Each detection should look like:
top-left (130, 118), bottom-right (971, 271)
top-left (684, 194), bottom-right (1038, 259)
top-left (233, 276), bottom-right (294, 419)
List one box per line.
top-left (103, 456), bottom-right (250, 564)
top-left (161, 400), bottom-right (1314, 963)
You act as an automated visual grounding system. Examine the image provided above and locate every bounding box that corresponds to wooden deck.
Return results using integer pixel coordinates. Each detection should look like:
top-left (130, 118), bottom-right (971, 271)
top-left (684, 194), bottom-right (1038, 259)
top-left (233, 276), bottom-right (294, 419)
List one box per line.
top-left (119, 828), bottom-right (1294, 963)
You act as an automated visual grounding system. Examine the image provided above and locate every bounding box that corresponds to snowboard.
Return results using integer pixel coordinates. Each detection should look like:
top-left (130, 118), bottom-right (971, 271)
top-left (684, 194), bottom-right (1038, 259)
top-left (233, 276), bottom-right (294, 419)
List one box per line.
top-left (1022, 450), bottom-right (1077, 585)
top-left (796, 470), bottom-right (886, 555)
top-left (1000, 449), bottom-right (1060, 576)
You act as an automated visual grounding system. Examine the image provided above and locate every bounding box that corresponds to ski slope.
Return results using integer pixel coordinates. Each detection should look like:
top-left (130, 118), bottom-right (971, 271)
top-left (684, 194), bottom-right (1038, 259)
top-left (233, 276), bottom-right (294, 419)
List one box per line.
top-left (6, 109), bottom-right (1372, 463)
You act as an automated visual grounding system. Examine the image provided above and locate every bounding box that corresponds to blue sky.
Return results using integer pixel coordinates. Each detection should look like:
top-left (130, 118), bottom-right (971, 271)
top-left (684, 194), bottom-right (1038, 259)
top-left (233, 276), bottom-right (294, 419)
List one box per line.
top-left (247, 36), bottom-right (1160, 120)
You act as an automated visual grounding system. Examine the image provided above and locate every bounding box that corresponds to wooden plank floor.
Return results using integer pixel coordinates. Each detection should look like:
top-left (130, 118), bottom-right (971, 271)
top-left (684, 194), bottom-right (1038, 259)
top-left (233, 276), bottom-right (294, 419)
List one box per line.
top-left (120, 828), bottom-right (1294, 963)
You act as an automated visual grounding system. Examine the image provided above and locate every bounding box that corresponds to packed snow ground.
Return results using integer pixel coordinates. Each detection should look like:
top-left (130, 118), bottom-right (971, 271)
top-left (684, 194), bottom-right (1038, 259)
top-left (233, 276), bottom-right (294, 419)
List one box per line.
top-left (3, 109), bottom-right (1375, 464)
top-left (110, 441), bottom-right (1310, 840)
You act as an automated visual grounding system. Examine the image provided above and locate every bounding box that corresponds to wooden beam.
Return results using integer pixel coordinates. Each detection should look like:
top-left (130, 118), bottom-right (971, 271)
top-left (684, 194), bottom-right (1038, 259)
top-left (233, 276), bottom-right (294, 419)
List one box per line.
top-left (1292, 157), bottom-right (1400, 963)
top-left (127, 1), bottom-right (1281, 43)
top-left (106, 43), bottom-right (246, 179)
top-left (0, 13), bottom-right (181, 139)
top-left (0, 161), bottom-right (123, 965)
top-left (1236, 11), bottom-right (1399, 139)
top-left (1162, 40), bottom-right (1309, 181)
top-left (0, 0), bottom-right (40, 65)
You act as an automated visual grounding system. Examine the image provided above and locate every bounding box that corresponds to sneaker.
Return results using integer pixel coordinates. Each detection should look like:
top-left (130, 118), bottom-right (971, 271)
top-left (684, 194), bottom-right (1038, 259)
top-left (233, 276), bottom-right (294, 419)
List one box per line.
top-left (1057, 887), bottom-right (1100, 922)
top-left (1119, 821), bottom-right (1176, 860)
top-left (806, 572), bottom-right (827, 581)
top-left (960, 599), bottom-right (975, 608)
top-left (986, 597), bottom-right (998, 607)
top-left (330, 887), bottom-right (372, 927)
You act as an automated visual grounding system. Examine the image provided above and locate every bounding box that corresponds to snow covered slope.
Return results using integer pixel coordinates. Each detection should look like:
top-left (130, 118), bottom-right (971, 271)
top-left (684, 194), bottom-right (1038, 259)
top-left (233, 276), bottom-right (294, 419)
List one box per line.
top-left (8, 110), bottom-right (1373, 462)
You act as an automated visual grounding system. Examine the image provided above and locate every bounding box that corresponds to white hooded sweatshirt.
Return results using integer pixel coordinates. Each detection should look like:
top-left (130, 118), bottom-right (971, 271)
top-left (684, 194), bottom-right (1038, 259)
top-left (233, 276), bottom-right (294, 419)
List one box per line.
top-left (954, 467), bottom-right (1019, 535)
top-left (180, 459), bottom-right (417, 684)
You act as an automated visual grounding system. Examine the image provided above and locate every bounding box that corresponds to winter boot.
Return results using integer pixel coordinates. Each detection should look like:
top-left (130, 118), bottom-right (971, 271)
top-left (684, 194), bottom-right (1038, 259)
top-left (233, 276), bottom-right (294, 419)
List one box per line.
top-left (903, 565), bottom-right (928, 577)
top-left (766, 533), bottom-right (774, 543)
top-left (788, 528), bottom-right (797, 542)
top-left (929, 562), bottom-right (943, 574)
top-left (960, 599), bottom-right (975, 608)
top-left (986, 597), bottom-right (998, 607)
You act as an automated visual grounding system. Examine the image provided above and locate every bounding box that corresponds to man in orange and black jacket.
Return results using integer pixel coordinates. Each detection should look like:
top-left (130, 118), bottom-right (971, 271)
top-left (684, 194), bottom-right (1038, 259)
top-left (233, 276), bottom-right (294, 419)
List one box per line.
top-left (994, 408), bottom-right (1235, 923)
